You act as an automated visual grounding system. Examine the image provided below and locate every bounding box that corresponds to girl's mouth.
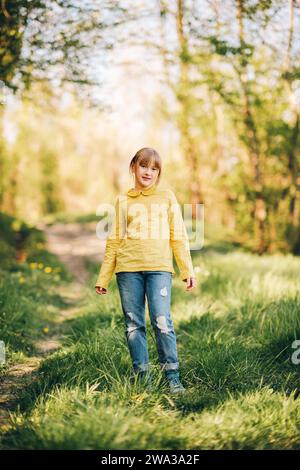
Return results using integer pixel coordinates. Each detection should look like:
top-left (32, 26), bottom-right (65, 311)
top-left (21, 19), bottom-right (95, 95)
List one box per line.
top-left (142, 177), bottom-right (151, 181)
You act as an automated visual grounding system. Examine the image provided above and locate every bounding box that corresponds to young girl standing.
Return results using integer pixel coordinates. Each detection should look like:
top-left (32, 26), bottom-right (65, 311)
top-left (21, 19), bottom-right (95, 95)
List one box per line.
top-left (95, 147), bottom-right (196, 394)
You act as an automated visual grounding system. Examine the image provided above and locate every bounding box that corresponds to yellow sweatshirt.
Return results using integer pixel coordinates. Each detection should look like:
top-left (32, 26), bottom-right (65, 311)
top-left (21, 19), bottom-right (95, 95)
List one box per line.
top-left (94, 182), bottom-right (195, 289)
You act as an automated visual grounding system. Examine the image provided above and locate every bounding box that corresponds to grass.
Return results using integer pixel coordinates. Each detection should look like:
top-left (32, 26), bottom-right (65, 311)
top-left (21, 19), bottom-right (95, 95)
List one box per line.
top-left (39, 211), bottom-right (102, 225)
top-left (1, 218), bottom-right (300, 449)
top-left (0, 211), bottom-right (72, 373)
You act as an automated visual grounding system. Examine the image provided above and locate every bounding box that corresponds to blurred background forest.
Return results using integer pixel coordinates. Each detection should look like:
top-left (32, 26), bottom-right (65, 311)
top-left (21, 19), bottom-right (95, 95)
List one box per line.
top-left (1, 0), bottom-right (300, 255)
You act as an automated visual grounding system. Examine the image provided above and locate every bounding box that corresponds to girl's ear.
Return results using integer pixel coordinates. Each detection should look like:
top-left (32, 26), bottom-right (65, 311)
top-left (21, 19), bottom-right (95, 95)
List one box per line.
top-left (131, 164), bottom-right (136, 180)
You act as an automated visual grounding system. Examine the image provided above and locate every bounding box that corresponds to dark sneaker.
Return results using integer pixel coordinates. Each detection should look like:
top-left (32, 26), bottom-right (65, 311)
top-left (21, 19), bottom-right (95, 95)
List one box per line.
top-left (167, 375), bottom-right (186, 394)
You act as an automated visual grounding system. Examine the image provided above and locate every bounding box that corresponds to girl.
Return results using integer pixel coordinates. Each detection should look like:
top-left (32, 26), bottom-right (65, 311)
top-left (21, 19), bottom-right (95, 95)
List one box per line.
top-left (95, 147), bottom-right (196, 394)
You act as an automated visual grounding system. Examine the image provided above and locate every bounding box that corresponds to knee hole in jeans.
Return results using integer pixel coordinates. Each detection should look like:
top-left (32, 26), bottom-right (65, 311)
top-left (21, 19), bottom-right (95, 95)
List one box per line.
top-left (155, 314), bottom-right (170, 334)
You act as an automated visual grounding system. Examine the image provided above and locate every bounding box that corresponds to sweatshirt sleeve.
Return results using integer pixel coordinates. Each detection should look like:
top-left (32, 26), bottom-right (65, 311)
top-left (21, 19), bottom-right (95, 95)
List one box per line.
top-left (94, 196), bottom-right (121, 289)
top-left (168, 190), bottom-right (195, 281)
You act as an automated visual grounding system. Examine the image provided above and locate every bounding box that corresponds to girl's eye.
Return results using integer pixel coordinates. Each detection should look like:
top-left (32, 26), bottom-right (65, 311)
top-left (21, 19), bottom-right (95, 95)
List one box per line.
top-left (140, 164), bottom-right (157, 171)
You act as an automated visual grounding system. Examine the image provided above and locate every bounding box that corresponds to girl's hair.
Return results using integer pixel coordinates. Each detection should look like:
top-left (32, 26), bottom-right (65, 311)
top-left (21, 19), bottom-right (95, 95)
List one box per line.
top-left (129, 147), bottom-right (162, 184)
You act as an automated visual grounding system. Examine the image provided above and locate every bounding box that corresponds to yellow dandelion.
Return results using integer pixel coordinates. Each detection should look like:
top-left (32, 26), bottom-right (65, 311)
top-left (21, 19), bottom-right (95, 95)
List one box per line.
top-left (19, 276), bottom-right (26, 283)
top-left (43, 327), bottom-right (49, 334)
top-left (38, 263), bottom-right (44, 269)
top-left (30, 262), bottom-right (38, 269)
top-left (1, 425), bottom-right (11, 433)
top-left (11, 220), bottom-right (21, 231)
top-left (44, 266), bottom-right (52, 273)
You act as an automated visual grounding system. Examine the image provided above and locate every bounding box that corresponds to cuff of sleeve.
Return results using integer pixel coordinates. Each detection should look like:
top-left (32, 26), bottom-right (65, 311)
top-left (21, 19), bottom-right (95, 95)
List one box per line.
top-left (180, 269), bottom-right (196, 281)
top-left (94, 277), bottom-right (109, 290)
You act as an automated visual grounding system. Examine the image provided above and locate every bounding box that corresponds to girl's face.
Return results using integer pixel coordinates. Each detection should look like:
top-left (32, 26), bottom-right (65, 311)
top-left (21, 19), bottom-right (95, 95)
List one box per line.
top-left (134, 159), bottom-right (160, 188)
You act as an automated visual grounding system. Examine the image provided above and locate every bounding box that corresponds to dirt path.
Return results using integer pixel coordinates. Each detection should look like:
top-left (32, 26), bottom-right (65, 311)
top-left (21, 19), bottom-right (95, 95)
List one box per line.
top-left (39, 221), bottom-right (106, 284)
top-left (0, 357), bottom-right (41, 428)
top-left (30, 220), bottom-right (106, 356)
top-left (0, 221), bottom-right (106, 430)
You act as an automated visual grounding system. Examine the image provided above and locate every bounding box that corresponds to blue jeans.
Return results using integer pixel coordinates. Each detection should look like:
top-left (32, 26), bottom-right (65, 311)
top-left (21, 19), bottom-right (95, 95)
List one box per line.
top-left (116, 271), bottom-right (180, 379)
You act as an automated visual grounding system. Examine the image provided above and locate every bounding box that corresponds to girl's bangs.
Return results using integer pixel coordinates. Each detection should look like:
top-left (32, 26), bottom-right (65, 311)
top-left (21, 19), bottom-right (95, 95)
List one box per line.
top-left (139, 154), bottom-right (160, 170)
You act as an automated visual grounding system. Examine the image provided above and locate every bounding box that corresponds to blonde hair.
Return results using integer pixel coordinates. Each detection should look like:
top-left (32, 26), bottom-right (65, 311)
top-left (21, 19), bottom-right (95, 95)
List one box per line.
top-left (129, 147), bottom-right (162, 184)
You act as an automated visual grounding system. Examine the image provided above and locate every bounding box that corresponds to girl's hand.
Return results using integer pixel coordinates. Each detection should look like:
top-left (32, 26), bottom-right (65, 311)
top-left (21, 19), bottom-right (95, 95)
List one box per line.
top-left (183, 277), bottom-right (197, 291)
top-left (95, 286), bottom-right (107, 295)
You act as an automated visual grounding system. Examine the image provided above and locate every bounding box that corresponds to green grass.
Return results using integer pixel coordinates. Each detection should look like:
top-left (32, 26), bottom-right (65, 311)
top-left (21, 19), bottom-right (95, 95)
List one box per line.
top-left (0, 266), bottom-right (71, 359)
top-left (0, 212), bottom-right (72, 374)
top-left (1, 231), bottom-right (300, 449)
top-left (5, 384), bottom-right (299, 450)
top-left (40, 211), bottom-right (102, 225)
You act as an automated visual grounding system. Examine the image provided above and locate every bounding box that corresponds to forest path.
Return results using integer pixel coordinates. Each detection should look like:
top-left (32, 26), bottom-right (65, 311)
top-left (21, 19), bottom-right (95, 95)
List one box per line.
top-left (40, 221), bottom-right (105, 283)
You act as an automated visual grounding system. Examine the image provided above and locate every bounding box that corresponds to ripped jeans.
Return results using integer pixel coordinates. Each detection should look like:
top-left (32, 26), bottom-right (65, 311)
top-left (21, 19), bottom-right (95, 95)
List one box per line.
top-left (116, 271), bottom-right (180, 379)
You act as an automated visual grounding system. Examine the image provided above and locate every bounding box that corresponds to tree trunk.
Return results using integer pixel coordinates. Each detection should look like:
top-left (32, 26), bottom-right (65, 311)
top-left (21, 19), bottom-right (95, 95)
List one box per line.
top-left (175, 0), bottom-right (204, 219)
top-left (283, 0), bottom-right (300, 253)
top-left (236, 0), bottom-right (267, 254)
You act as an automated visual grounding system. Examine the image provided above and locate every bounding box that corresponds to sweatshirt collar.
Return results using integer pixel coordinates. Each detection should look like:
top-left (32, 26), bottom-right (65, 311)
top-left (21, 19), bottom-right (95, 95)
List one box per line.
top-left (127, 182), bottom-right (157, 197)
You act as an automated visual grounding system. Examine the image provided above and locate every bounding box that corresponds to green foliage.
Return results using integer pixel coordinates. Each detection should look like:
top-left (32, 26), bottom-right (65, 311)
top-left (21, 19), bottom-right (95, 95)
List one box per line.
top-left (0, 0), bottom-right (39, 90)
top-left (208, 37), bottom-right (253, 57)
top-left (0, 0), bottom-right (126, 100)
top-left (39, 150), bottom-right (65, 214)
top-left (0, 211), bottom-right (71, 357)
top-left (0, 211), bottom-right (45, 269)
top-left (1, 0), bottom-right (299, 256)
top-left (0, 267), bottom-right (67, 355)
